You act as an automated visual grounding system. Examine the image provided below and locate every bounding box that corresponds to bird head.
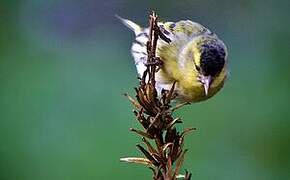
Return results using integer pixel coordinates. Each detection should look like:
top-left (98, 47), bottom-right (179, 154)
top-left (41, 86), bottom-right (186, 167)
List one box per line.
top-left (194, 40), bottom-right (227, 95)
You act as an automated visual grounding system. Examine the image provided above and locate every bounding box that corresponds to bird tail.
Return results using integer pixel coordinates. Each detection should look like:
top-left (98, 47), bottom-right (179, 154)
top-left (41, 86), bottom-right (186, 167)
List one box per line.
top-left (116, 15), bottom-right (142, 35)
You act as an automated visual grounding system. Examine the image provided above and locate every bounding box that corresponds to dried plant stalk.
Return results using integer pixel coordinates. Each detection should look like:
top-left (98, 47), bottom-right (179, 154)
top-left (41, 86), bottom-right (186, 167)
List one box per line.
top-left (121, 12), bottom-right (194, 180)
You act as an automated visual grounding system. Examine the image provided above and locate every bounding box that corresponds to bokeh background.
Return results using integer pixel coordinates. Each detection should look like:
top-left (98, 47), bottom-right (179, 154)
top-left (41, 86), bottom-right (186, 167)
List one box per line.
top-left (1, 0), bottom-right (290, 179)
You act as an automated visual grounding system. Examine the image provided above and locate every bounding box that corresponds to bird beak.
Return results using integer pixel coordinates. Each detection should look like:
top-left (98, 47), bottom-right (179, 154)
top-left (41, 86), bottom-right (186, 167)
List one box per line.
top-left (201, 76), bottom-right (212, 96)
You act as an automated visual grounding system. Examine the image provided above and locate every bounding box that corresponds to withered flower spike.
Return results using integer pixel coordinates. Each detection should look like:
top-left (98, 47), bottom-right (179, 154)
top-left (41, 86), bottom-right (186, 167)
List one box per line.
top-left (167, 156), bottom-right (173, 179)
top-left (166, 117), bottom-right (182, 129)
top-left (153, 166), bottom-right (163, 180)
top-left (173, 149), bottom-right (188, 178)
top-left (149, 167), bottom-right (157, 177)
top-left (155, 133), bottom-right (165, 150)
top-left (130, 128), bottom-right (154, 139)
top-left (142, 137), bottom-right (158, 154)
top-left (148, 112), bottom-right (161, 129)
top-left (135, 109), bottom-right (150, 129)
top-left (181, 127), bottom-right (197, 138)
top-left (176, 171), bottom-right (192, 180)
top-left (151, 153), bottom-right (164, 165)
top-left (165, 127), bottom-right (177, 143)
top-left (171, 102), bottom-right (191, 112)
top-left (120, 157), bottom-right (154, 166)
top-left (173, 148), bottom-right (183, 163)
top-left (145, 84), bottom-right (155, 102)
top-left (165, 81), bottom-right (176, 104)
top-left (162, 143), bottom-right (173, 157)
top-left (136, 144), bottom-right (160, 166)
top-left (145, 84), bottom-right (159, 108)
top-left (122, 12), bottom-right (193, 180)
top-left (136, 86), bottom-right (159, 116)
top-left (136, 88), bottom-right (149, 107)
top-left (160, 89), bottom-right (167, 105)
top-left (171, 142), bottom-right (182, 162)
top-left (176, 174), bottom-right (186, 179)
top-left (178, 137), bottom-right (184, 149)
top-left (124, 93), bottom-right (142, 109)
top-left (141, 69), bottom-right (149, 87)
top-left (133, 110), bottom-right (138, 116)
top-left (184, 170), bottom-right (192, 180)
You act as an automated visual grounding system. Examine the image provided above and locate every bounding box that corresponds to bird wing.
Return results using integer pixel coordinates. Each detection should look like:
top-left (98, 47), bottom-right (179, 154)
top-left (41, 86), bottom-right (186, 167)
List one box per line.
top-left (156, 20), bottom-right (211, 81)
top-left (118, 17), bottom-right (210, 79)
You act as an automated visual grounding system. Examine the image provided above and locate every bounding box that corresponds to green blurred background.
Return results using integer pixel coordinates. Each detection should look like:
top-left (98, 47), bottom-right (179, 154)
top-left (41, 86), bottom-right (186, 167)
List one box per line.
top-left (1, 0), bottom-right (290, 179)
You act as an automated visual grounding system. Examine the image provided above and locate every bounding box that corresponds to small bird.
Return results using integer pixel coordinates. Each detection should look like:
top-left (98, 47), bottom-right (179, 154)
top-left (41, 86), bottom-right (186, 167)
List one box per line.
top-left (119, 16), bottom-right (228, 103)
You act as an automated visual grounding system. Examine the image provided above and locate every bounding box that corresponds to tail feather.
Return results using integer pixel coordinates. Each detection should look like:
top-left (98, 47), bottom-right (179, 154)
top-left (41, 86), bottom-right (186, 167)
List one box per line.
top-left (116, 15), bottom-right (142, 35)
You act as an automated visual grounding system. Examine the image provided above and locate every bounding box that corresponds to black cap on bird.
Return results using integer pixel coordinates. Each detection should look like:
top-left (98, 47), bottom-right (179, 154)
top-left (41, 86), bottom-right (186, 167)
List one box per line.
top-left (199, 42), bottom-right (226, 95)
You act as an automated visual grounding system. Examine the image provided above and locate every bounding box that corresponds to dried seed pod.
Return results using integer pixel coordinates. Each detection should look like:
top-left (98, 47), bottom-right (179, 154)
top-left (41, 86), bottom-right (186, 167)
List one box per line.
top-left (121, 12), bottom-right (193, 180)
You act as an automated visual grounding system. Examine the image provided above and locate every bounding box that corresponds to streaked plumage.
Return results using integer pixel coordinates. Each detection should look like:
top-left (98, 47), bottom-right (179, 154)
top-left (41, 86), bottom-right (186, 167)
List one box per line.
top-left (119, 16), bottom-right (228, 103)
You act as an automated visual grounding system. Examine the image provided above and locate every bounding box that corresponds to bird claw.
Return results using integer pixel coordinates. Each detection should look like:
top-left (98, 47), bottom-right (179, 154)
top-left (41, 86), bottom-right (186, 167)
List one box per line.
top-left (144, 57), bottom-right (163, 66)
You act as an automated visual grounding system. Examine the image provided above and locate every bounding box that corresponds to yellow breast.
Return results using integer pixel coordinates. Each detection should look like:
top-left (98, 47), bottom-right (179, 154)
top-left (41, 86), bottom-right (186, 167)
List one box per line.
top-left (155, 42), bottom-right (227, 103)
